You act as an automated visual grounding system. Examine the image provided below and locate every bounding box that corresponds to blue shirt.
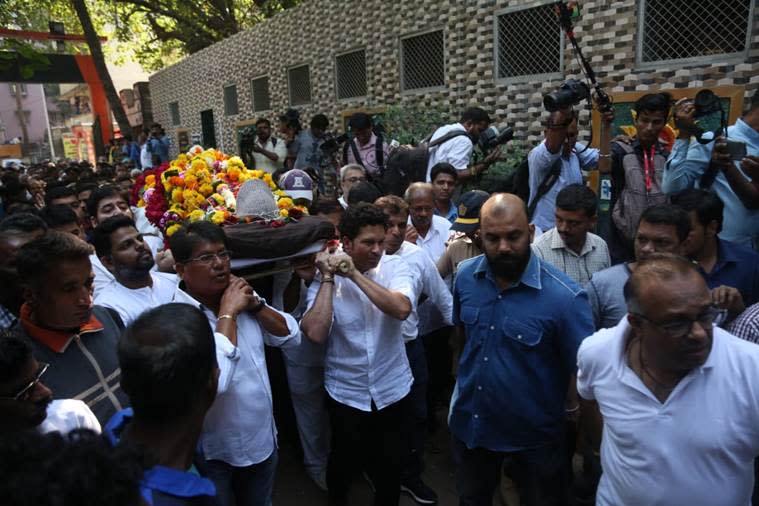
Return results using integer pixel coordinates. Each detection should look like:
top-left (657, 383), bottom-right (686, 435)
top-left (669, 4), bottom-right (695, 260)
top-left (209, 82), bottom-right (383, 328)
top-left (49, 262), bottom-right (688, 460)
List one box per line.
top-left (149, 135), bottom-right (171, 164)
top-left (105, 409), bottom-right (218, 506)
top-left (701, 239), bottom-right (759, 306)
top-left (527, 141), bottom-right (599, 232)
top-left (434, 200), bottom-right (457, 223)
top-left (449, 253), bottom-right (594, 451)
top-left (664, 119), bottom-right (759, 249)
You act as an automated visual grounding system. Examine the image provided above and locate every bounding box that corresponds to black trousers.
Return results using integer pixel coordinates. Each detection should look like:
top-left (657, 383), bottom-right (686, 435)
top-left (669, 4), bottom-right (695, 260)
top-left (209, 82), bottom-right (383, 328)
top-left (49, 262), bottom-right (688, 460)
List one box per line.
top-left (326, 395), bottom-right (407, 506)
top-left (452, 436), bottom-right (569, 506)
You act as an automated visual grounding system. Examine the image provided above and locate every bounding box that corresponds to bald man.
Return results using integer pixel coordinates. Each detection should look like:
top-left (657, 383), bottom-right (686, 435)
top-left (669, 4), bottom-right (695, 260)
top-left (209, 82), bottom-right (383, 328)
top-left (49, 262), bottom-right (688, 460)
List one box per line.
top-left (577, 253), bottom-right (759, 506)
top-left (449, 193), bottom-right (594, 506)
top-left (404, 183), bottom-right (452, 263)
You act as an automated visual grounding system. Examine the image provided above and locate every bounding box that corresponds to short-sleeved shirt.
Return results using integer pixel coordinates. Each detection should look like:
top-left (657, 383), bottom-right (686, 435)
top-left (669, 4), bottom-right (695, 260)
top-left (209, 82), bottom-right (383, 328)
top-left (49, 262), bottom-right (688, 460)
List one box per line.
top-left (94, 272), bottom-right (178, 325)
top-left (306, 254), bottom-right (414, 412)
top-left (450, 253), bottom-right (594, 451)
top-left (425, 123), bottom-right (474, 181)
top-left (344, 133), bottom-right (390, 176)
top-left (410, 214), bottom-right (452, 264)
top-left (578, 318), bottom-right (759, 506)
top-left (585, 263), bottom-right (632, 330)
top-left (527, 141), bottom-right (599, 233)
top-left (252, 136), bottom-right (288, 173)
top-left (532, 228), bottom-right (611, 285)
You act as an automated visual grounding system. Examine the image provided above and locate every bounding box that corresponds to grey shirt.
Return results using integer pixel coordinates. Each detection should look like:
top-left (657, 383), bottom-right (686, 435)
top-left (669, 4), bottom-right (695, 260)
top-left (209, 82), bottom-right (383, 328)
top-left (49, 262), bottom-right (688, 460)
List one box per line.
top-left (585, 263), bottom-right (632, 330)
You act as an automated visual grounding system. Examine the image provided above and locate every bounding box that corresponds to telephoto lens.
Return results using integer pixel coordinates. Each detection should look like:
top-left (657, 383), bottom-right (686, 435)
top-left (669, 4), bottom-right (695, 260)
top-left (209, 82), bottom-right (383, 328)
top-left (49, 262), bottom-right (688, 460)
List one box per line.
top-left (543, 79), bottom-right (591, 112)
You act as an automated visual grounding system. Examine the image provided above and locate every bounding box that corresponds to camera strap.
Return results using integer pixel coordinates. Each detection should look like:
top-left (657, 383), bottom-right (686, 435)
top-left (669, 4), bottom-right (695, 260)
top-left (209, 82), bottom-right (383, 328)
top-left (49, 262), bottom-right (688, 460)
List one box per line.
top-left (527, 158), bottom-right (563, 219)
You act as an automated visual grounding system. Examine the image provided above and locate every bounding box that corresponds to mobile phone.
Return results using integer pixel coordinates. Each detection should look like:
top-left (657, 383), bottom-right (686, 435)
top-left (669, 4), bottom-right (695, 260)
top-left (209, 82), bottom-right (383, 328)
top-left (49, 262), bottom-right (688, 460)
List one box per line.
top-left (726, 140), bottom-right (747, 162)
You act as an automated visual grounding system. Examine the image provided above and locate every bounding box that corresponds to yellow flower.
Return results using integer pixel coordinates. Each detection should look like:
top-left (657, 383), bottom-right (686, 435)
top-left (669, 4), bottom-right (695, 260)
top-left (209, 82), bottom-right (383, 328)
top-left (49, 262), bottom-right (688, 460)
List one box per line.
top-left (277, 197), bottom-right (294, 209)
top-left (145, 175), bottom-right (155, 186)
top-left (211, 210), bottom-right (226, 225)
top-left (166, 224), bottom-right (181, 236)
top-left (137, 198), bottom-right (145, 207)
top-left (188, 209), bottom-right (205, 222)
top-left (279, 209), bottom-right (289, 218)
top-left (199, 183), bottom-right (214, 197)
top-left (171, 188), bottom-right (184, 203)
top-left (251, 170), bottom-right (264, 179)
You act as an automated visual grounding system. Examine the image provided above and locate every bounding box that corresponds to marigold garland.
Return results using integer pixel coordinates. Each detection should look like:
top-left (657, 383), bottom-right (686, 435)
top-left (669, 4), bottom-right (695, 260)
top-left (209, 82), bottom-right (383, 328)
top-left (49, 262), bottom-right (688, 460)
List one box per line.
top-left (133, 145), bottom-right (308, 237)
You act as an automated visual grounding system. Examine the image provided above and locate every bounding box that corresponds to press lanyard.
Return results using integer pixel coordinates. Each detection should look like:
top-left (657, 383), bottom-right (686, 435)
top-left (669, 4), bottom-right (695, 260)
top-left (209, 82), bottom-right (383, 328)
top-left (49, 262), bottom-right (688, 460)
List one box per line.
top-left (643, 146), bottom-right (655, 192)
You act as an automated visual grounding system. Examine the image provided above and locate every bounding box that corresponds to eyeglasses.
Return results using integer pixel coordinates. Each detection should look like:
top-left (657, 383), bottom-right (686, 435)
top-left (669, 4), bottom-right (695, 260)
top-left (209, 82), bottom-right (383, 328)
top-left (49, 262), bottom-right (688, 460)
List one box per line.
top-left (3, 362), bottom-right (49, 402)
top-left (186, 250), bottom-right (231, 265)
top-left (633, 305), bottom-right (727, 339)
top-left (344, 176), bottom-right (367, 184)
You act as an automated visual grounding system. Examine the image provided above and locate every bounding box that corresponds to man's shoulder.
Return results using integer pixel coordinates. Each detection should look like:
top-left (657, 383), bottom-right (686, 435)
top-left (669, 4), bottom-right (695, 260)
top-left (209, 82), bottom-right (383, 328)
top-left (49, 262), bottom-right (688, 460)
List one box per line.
top-left (455, 255), bottom-right (484, 280)
top-left (532, 227), bottom-right (556, 250)
top-left (589, 263), bottom-right (630, 285)
top-left (537, 257), bottom-right (584, 297)
top-left (716, 327), bottom-right (759, 364)
top-left (431, 214), bottom-right (452, 235)
top-left (721, 239), bottom-right (759, 263)
top-left (578, 325), bottom-right (620, 362)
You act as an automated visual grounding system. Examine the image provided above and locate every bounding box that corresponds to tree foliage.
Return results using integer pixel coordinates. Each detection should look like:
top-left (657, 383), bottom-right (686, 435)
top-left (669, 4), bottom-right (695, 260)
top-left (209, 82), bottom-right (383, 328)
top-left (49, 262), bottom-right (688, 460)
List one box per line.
top-left (0, 0), bottom-right (302, 71)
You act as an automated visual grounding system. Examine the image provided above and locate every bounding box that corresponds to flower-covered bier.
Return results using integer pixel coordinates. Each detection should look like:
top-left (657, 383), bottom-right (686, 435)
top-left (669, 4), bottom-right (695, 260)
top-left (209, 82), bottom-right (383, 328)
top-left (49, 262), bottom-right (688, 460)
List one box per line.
top-left (133, 145), bottom-right (307, 237)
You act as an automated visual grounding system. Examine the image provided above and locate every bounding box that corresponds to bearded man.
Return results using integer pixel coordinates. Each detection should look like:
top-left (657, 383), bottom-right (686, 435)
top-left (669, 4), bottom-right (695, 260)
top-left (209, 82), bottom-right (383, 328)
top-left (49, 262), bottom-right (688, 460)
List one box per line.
top-left (449, 193), bottom-right (594, 506)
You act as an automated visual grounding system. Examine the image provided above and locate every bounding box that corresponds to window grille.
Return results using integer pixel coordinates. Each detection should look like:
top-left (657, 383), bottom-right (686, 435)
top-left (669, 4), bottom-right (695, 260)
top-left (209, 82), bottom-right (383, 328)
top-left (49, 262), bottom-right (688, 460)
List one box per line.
top-left (496, 3), bottom-right (563, 80)
top-left (638, 0), bottom-right (752, 65)
top-left (401, 30), bottom-right (445, 91)
top-left (336, 49), bottom-right (367, 100)
top-left (288, 65), bottom-right (312, 106)
top-left (223, 85), bottom-right (239, 116)
top-left (250, 76), bottom-right (271, 112)
top-left (169, 101), bottom-right (180, 126)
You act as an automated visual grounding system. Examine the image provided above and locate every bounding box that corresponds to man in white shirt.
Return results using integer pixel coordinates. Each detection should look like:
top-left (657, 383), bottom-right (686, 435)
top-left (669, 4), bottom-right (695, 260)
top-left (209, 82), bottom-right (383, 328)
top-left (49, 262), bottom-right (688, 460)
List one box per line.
top-left (250, 118), bottom-right (287, 174)
top-left (405, 183), bottom-right (452, 263)
top-left (169, 221), bottom-right (300, 506)
top-left (577, 253), bottom-right (759, 506)
top-left (376, 195), bottom-right (453, 505)
top-left (0, 331), bottom-right (100, 435)
top-left (92, 216), bottom-right (178, 325)
top-left (425, 107), bottom-right (500, 184)
top-left (532, 183), bottom-right (610, 285)
top-left (86, 185), bottom-right (172, 295)
top-left (301, 203), bottom-right (414, 506)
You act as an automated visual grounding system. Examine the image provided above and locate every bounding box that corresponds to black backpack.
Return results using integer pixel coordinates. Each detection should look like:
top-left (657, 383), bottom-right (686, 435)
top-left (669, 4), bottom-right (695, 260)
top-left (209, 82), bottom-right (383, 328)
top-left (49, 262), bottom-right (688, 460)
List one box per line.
top-left (378, 130), bottom-right (472, 196)
top-left (500, 156), bottom-right (562, 219)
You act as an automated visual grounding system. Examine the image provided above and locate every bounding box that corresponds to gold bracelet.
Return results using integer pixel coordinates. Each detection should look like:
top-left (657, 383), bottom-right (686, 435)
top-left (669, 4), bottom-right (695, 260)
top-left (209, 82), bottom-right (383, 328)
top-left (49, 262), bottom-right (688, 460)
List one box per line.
top-left (218, 314), bottom-right (236, 322)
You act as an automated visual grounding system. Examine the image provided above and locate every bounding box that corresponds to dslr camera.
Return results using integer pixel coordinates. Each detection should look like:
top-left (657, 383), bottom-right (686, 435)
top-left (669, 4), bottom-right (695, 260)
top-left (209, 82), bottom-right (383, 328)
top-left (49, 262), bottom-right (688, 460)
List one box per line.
top-left (319, 132), bottom-right (350, 156)
top-left (478, 126), bottom-right (514, 153)
top-left (543, 79), bottom-right (591, 112)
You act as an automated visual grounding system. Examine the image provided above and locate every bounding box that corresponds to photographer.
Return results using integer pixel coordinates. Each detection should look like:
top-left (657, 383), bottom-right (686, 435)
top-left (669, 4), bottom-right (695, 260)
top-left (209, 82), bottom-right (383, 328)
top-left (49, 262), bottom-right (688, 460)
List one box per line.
top-left (528, 105), bottom-right (613, 234)
top-left (293, 114), bottom-right (338, 197)
top-left (426, 107), bottom-right (501, 184)
top-left (250, 118), bottom-right (287, 174)
top-left (664, 94), bottom-right (759, 250)
top-left (343, 112), bottom-right (390, 177)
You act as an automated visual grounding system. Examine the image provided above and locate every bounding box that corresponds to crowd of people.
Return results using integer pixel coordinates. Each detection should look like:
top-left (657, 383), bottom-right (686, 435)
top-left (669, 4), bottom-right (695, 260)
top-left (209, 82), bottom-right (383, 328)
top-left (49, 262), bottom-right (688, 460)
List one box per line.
top-left (0, 88), bottom-right (759, 506)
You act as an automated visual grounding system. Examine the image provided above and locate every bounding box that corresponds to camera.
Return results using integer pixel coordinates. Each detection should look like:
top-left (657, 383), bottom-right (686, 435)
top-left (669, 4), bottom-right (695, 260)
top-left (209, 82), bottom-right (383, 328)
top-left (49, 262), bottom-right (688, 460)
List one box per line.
top-left (478, 126), bottom-right (514, 152)
top-left (543, 79), bottom-right (591, 112)
top-left (319, 132), bottom-right (350, 155)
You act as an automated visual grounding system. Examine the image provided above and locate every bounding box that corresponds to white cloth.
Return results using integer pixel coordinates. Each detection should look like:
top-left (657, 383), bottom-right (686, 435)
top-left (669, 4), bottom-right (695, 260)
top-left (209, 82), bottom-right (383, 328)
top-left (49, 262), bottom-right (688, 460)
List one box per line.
top-left (94, 272), bottom-right (179, 325)
top-left (306, 254), bottom-right (414, 411)
top-left (173, 287), bottom-right (300, 466)
top-left (39, 399), bottom-right (101, 435)
top-left (425, 123), bottom-right (474, 181)
top-left (410, 214), bottom-right (451, 264)
top-left (396, 241), bottom-right (453, 340)
top-left (252, 136), bottom-right (287, 173)
top-left (577, 319), bottom-right (759, 506)
top-left (90, 226), bottom-right (163, 298)
top-left (338, 196), bottom-right (348, 209)
top-left (140, 143), bottom-right (152, 169)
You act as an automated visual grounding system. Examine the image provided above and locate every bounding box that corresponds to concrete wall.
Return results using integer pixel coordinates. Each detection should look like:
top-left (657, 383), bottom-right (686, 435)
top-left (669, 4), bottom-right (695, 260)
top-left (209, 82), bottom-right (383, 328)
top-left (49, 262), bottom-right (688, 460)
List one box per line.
top-left (0, 83), bottom-right (49, 144)
top-left (149, 0), bottom-right (759, 158)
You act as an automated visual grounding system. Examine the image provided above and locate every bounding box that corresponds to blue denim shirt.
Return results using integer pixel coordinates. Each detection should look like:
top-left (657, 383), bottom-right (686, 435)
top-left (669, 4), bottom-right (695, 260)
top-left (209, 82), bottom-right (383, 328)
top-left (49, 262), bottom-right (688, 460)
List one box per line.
top-left (449, 253), bottom-right (594, 451)
top-left (664, 119), bottom-right (759, 249)
top-left (702, 239), bottom-right (759, 306)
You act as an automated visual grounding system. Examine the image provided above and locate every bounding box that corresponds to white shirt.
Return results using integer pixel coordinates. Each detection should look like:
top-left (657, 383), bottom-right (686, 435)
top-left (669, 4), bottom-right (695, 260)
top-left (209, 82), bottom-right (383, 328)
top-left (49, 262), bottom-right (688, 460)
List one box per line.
top-left (577, 319), bottom-right (759, 506)
top-left (396, 241), bottom-right (453, 340)
top-left (252, 136), bottom-right (287, 173)
top-left (410, 214), bottom-right (451, 264)
top-left (338, 196), bottom-right (348, 209)
top-left (140, 143), bottom-right (152, 169)
top-left (425, 123), bottom-right (474, 181)
top-left (173, 287), bottom-right (300, 466)
top-left (39, 399), bottom-right (101, 434)
top-left (90, 231), bottom-right (163, 298)
top-left (306, 254), bottom-right (414, 411)
top-left (94, 272), bottom-right (178, 325)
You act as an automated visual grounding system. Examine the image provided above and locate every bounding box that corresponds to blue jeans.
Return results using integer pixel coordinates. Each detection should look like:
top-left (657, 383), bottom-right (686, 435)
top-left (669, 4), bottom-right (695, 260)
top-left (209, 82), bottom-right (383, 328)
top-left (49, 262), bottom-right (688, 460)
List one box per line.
top-left (203, 450), bottom-right (278, 506)
top-left (451, 436), bottom-right (568, 506)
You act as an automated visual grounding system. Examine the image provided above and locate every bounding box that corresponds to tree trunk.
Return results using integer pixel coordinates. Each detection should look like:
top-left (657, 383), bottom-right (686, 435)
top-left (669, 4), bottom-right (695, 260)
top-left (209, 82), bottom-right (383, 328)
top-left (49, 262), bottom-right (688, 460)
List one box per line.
top-left (70, 0), bottom-right (132, 137)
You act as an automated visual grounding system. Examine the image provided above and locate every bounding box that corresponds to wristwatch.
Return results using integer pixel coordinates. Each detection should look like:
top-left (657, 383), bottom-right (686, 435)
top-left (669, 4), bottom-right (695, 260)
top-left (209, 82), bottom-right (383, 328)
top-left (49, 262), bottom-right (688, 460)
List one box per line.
top-left (251, 297), bottom-right (266, 314)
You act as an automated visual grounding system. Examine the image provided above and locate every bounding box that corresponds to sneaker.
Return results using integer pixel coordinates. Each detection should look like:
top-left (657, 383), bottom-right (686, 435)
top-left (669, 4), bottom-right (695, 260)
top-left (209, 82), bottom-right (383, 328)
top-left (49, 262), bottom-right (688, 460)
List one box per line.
top-left (401, 478), bottom-right (438, 504)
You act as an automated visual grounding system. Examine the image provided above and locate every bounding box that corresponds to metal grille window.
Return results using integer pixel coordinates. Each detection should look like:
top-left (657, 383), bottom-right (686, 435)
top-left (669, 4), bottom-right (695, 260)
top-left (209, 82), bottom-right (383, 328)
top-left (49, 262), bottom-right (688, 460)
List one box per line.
top-left (401, 30), bottom-right (445, 91)
top-left (495, 4), bottom-right (563, 80)
top-left (223, 84), bottom-right (239, 116)
top-left (335, 49), bottom-right (367, 100)
top-left (168, 101), bottom-right (180, 126)
top-left (638, 0), bottom-right (752, 65)
top-left (288, 65), bottom-right (312, 106)
top-left (250, 76), bottom-right (271, 112)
